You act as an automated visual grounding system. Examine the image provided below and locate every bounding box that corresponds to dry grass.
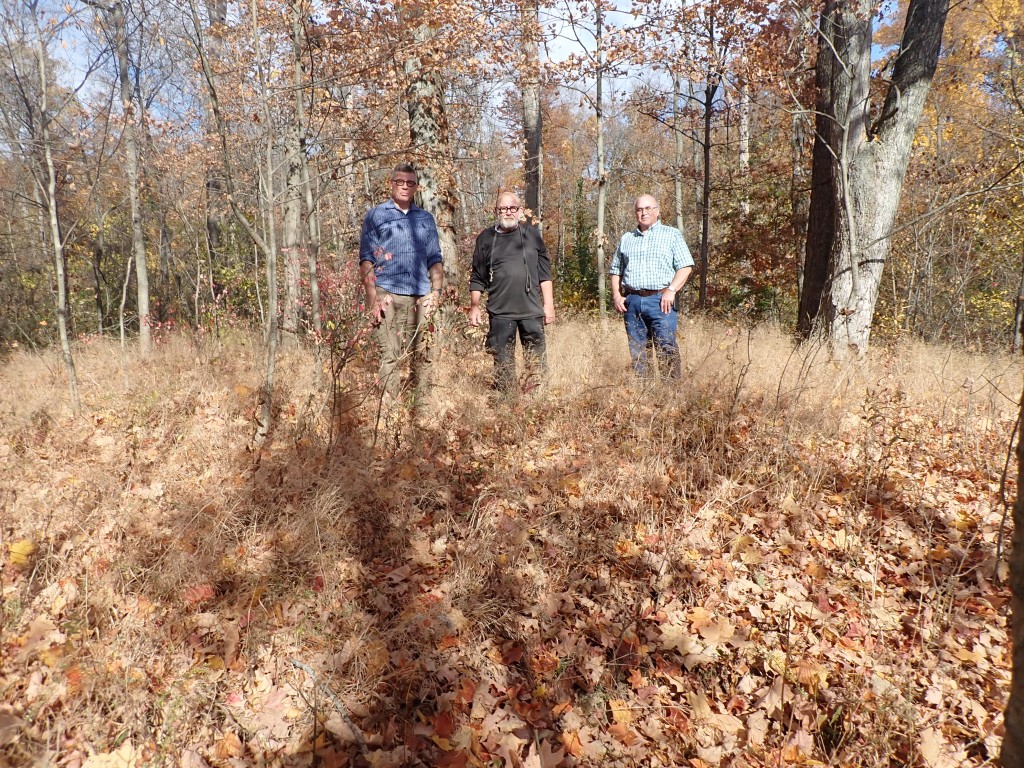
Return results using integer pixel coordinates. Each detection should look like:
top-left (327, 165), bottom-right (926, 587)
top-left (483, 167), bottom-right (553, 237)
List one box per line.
top-left (0, 317), bottom-right (1016, 767)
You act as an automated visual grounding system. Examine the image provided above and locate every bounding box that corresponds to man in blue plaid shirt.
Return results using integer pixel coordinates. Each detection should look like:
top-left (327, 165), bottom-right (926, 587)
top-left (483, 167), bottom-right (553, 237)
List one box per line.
top-left (610, 194), bottom-right (694, 378)
top-left (359, 163), bottom-right (444, 402)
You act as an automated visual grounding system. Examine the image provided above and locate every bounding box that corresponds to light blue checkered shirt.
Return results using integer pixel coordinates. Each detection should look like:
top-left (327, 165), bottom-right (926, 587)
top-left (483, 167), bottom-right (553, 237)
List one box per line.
top-left (609, 221), bottom-right (693, 290)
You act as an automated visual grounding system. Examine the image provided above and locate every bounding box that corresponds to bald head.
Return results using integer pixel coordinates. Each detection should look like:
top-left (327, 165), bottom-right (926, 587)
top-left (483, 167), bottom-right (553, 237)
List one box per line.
top-left (495, 192), bottom-right (523, 231)
top-left (634, 195), bottom-right (659, 231)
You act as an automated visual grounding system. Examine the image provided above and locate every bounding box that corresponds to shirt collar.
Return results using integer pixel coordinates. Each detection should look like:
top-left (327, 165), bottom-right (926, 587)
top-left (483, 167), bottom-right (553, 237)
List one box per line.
top-left (385, 198), bottom-right (418, 214)
top-left (635, 220), bottom-right (661, 236)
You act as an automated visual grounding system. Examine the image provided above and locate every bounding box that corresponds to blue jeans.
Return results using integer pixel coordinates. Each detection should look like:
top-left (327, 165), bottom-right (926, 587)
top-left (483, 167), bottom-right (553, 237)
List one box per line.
top-left (623, 293), bottom-right (681, 378)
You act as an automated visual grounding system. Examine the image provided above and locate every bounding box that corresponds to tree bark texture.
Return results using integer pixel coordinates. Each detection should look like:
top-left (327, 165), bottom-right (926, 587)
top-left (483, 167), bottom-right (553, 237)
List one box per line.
top-left (1003, 394), bottom-right (1024, 765)
top-left (405, 16), bottom-right (461, 287)
top-left (35, 26), bottom-right (80, 412)
top-left (699, 74), bottom-right (716, 310)
top-left (595, 1), bottom-right (607, 318)
top-left (521, 0), bottom-right (542, 225)
top-left (798, 0), bottom-right (948, 353)
top-left (112, 1), bottom-right (151, 356)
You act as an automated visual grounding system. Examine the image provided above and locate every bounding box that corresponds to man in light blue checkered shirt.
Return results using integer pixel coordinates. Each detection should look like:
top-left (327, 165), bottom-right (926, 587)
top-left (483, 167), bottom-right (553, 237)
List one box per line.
top-left (610, 194), bottom-right (694, 378)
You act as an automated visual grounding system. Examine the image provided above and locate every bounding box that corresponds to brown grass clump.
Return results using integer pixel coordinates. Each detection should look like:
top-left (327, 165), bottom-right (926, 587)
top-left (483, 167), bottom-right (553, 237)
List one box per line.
top-left (0, 318), bottom-right (1016, 767)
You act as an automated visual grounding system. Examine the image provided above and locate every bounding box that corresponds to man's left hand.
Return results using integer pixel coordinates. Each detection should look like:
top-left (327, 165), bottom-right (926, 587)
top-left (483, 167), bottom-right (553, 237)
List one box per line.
top-left (544, 304), bottom-right (556, 325)
top-left (660, 288), bottom-right (676, 314)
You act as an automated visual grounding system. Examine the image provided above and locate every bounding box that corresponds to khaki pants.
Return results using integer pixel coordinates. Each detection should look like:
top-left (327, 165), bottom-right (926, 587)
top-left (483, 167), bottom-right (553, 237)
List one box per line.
top-left (374, 290), bottom-right (437, 401)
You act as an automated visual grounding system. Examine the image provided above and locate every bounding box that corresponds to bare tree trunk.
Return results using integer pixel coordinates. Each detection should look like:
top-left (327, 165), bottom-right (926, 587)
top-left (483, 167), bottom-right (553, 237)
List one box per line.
top-left (698, 71), bottom-right (717, 310)
top-left (292, 3), bottom-right (320, 335)
top-left (203, 0), bottom-right (227, 266)
top-left (792, 111), bottom-right (810, 297)
top-left (522, 0), bottom-right (543, 225)
top-left (737, 81), bottom-right (750, 217)
top-left (404, 9), bottom-right (461, 287)
top-left (797, 0), bottom-right (948, 353)
top-left (595, 1), bottom-right (607, 319)
top-left (674, 75), bottom-right (684, 233)
top-left (281, 113), bottom-right (303, 343)
top-left (1013, 259), bottom-right (1024, 354)
top-left (1003, 392), bottom-right (1024, 765)
top-left (30, 23), bottom-right (80, 412)
top-left (111, 0), bottom-right (151, 355)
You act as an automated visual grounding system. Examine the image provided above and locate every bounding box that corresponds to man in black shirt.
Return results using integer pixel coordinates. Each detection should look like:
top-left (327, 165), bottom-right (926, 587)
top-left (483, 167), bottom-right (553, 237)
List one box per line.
top-left (468, 192), bottom-right (555, 392)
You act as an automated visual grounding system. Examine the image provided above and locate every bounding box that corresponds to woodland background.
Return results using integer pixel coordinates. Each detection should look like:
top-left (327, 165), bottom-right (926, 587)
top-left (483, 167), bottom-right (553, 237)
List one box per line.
top-left (1, 0), bottom-right (1024, 766)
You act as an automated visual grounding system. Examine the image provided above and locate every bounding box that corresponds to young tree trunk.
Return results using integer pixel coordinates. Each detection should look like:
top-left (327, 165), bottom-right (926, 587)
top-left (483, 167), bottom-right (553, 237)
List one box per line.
top-left (1013, 258), bottom-right (1024, 354)
top-left (797, 0), bottom-right (948, 353)
top-left (595, 1), bottom-right (607, 318)
top-left (111, 0), bottom-right (151, 355)
top-left (674, 75), bottom-right (685, 233)
top-left (281, 116), bottom-right (303, 343)
top-left (292, 3), bottom-right (320, 335)
top-left (737, 81), bottom-right (750, 217)
top-left (203, 0), bottom-right (227, 265)
top-left (698, 73), bottom-right (717, 309)
top-left (521, 0), bottom-right (543, 225)
top-left (792, 111), bottom-right (810, 297)
top-left (35, 30), bottom-right (80, 412)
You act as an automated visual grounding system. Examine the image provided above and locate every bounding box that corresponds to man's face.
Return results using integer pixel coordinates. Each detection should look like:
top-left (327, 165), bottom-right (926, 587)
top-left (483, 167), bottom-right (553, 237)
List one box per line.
top-left (390, 172), bottom-right (418, 206)
top-left (496, 197), bottom-right (521, 229)
top-left (635, 197), bottom-right (659, 231)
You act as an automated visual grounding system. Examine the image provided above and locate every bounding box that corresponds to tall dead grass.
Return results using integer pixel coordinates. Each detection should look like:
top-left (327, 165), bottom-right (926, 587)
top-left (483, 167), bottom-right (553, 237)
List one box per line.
top-left (0, 317), bottom-right (1017, 766)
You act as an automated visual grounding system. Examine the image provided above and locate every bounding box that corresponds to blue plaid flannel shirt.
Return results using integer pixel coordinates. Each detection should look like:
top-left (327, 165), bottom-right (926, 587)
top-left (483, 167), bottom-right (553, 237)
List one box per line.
top-left (359, 200), bottom-right (443, 296)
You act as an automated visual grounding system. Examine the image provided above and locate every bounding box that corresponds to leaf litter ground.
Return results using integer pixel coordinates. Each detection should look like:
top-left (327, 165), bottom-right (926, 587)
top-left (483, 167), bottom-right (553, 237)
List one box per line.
top-left (0, 322), bottom-right (1016, 767)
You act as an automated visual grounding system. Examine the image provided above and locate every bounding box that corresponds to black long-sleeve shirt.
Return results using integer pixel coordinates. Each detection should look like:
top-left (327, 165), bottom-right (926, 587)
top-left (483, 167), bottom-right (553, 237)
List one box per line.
top-left (469, 224), bottom-right (550, 320)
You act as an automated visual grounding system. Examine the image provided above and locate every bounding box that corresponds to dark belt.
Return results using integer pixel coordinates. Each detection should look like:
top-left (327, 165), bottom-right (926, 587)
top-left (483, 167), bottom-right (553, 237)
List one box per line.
top-left (624, 287), bottom-right (665, 297)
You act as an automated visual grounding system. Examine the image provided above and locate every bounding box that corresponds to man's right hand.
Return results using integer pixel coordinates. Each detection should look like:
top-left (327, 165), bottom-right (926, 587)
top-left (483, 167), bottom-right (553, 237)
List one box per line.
top-left (612, 293), bottom-right (627, 314)
top-left (468, 305), bottom-right (482, 327)
top-left (369, 295), bottom-right (390, 323)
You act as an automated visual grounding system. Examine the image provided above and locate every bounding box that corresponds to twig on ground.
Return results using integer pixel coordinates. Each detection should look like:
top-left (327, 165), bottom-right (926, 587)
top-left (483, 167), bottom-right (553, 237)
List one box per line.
top-left (289, 657), bottom-right (369, 756)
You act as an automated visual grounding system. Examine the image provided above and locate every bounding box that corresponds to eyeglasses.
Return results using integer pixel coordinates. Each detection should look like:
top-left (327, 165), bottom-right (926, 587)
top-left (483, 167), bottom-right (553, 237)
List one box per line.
top-left (497, 205), bottom-right (520, 214)
top-left (635, 206), bottom-right (658, 213)
top-left (391, 179), bottom-right (418, 188)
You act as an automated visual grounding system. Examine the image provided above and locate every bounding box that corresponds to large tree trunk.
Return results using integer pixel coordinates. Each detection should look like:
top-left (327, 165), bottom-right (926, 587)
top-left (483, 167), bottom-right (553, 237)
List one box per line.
top-left (797, 0), bottom-right (948, 353)
top-left (521, 0), bottom-right (542, 226)
top-left (1004, 390), bottom-right (1024, 765)
top-left (404, 12), bottom-right (461, 287)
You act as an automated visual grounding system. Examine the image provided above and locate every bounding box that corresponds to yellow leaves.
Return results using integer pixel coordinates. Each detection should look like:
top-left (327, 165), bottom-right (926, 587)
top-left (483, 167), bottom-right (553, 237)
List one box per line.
top-left (608, 699), bottom-right (633, 725)
top-left (213, 731), bottom-right (244, 760)
top-left (8, 539), bottom-right (36, 567)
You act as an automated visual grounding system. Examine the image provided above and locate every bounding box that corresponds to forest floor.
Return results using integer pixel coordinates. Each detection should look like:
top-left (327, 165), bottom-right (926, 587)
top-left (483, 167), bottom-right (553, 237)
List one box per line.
top-left (0, 317), bottom-right (1018, 768)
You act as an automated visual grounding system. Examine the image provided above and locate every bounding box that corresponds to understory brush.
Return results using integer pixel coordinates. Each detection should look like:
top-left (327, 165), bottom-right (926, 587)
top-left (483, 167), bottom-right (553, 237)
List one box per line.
top-left (0, 319), bottom-right (1016, 767)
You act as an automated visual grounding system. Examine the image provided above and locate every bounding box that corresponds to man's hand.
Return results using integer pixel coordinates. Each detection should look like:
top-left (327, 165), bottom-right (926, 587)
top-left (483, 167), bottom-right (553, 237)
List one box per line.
top-left (612, 292), bottom-right (627, 314)
top-left (370, 294), bottom-right (390, 323)
top-left (417, 290), bottom-right (440, 316)
top-left (660, 288), bottom-right (676, 314)
top-left (468, 304), bottom-right (482, 327)
top-left (543, 303), bottom-right (556, 325)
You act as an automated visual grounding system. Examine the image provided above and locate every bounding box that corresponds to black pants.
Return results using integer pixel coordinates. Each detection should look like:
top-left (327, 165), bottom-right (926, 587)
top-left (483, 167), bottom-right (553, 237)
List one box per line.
top-left (486, 315), bottom-right (546, 392)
